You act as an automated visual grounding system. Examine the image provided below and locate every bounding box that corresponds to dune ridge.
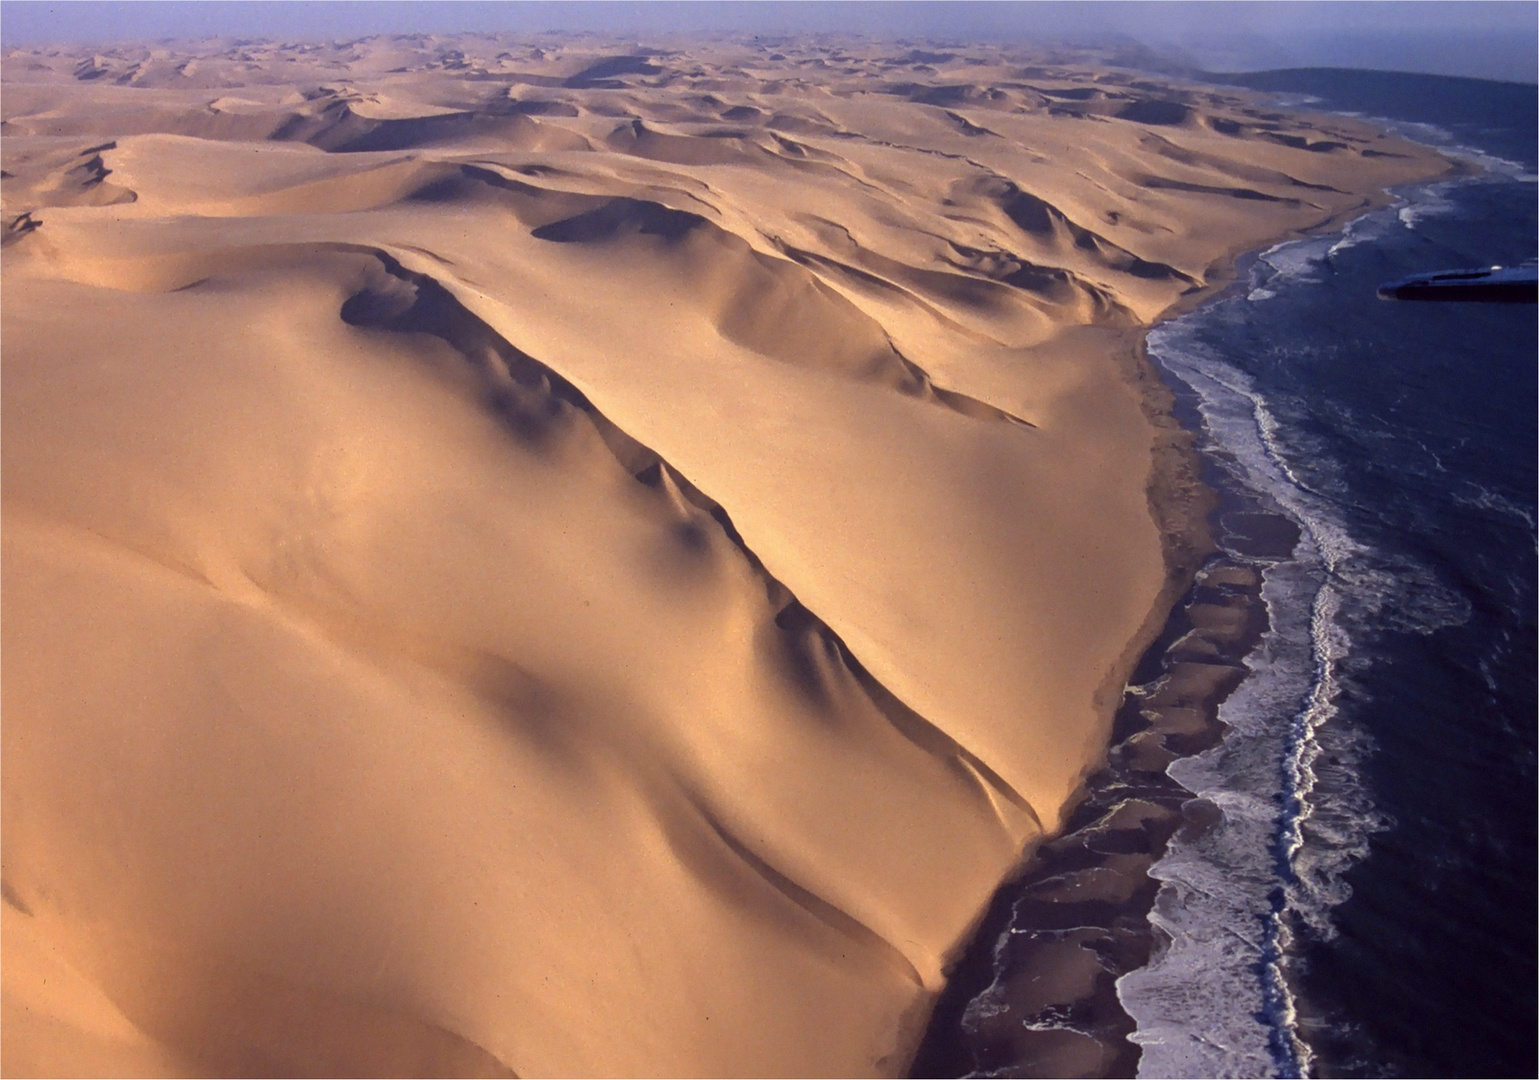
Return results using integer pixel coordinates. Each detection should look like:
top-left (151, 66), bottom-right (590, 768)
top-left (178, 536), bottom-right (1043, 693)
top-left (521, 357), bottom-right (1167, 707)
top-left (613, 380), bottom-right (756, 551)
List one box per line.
top-left (2, 33), bottom-right (1455, 1078)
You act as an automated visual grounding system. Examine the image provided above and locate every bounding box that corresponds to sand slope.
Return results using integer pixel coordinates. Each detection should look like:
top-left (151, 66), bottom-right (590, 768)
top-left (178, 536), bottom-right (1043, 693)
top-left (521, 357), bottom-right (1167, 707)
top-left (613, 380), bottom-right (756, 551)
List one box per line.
top-left (1, 34), bottom-right (1453, 1078)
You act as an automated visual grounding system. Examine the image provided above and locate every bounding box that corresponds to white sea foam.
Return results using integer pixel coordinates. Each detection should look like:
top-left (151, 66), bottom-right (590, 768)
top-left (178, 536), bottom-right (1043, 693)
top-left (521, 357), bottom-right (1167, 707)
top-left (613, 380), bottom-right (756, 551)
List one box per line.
top-left (1121, 334), bottom-right (1339, 1079)
top-left (1327, 210), bottom-right (1398, 258)
top-left (1254, 236), bottom-right (1337, 291)
top-left (1398, 183), bottom-right (1457, 229)
top-left (1119, 206), bottom-right (1476, 1073)
top-left (1456, 481), bottom-right (1539, 536)
top-left (1246, 213), bottom-right (1413, 303)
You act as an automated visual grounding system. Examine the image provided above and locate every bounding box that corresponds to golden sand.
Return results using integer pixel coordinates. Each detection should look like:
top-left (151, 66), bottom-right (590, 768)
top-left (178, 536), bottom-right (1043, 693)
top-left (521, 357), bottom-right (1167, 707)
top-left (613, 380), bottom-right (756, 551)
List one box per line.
top-left (1, 34), bottom-right (1454, 1077)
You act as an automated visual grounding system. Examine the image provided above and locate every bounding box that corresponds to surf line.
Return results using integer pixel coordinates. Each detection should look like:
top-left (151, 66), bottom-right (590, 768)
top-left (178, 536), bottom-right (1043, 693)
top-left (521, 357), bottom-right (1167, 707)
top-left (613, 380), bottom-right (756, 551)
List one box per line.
top-left (1136, 241), bottom-right (1406, 1076)
top-left (1214, 360), bottom-right (1323, 1080)
top-left (1261, 596), bottom-right (1337, 1080)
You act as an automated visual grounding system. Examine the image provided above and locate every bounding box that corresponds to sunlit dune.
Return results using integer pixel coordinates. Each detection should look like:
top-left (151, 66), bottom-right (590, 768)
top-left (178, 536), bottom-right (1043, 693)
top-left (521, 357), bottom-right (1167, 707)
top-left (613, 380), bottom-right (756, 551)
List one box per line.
top-left (1, 33), bottom-right (1454, 1078)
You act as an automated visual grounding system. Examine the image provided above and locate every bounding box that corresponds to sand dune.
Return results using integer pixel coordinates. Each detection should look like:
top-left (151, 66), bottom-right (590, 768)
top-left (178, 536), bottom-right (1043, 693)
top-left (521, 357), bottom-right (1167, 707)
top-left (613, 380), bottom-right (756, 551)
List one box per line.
top-left (2, 33), bottom-right (1454, 1078)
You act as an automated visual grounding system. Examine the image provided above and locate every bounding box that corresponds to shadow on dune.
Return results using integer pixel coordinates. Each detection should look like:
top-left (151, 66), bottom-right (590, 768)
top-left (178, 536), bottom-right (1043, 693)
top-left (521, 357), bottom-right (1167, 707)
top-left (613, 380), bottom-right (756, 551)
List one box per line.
top-left (339, 248), bottom-right (1039, 839)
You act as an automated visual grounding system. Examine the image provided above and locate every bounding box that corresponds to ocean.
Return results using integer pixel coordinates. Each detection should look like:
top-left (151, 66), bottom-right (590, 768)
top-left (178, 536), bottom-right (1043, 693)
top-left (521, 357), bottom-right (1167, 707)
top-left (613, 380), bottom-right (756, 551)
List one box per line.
top-left (1121, 70), bottom-right (1538, 1079)
top-left (911, 69), bottom-right (1536, 1080)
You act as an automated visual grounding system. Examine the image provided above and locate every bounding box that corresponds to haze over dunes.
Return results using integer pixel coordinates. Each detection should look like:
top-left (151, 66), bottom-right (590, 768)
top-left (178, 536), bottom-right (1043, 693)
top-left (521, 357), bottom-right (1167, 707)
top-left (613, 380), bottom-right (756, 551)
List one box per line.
top-left (1, 33), bottom-right (1453, 1078)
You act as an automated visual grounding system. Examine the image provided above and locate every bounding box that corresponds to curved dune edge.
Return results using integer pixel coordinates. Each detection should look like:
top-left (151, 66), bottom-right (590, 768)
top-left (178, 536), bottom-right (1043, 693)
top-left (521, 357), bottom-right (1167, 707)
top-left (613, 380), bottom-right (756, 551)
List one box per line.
top-left (1, 34), bottom-right (1457, 1078)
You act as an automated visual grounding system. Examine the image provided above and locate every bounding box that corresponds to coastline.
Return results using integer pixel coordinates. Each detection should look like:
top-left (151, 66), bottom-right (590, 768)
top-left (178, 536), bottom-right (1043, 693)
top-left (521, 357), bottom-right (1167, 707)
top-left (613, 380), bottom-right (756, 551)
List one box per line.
top-left (908, 128), bottom-right (1466, 1078)
top-left (1121, 99), bottom-right (1535, 1078)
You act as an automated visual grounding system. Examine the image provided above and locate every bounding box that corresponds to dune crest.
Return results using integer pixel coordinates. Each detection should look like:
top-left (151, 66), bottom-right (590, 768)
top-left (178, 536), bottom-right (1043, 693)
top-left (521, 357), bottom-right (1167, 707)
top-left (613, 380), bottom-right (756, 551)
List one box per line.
top-left (2, 33), bottom-right (1454, 1078)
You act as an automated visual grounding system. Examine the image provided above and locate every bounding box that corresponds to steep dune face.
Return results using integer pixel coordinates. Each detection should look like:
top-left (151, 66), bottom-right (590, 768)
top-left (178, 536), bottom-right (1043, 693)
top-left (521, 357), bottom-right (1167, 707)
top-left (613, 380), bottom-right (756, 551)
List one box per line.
top-left (2, 33), bottom-right (1453, 1078)
top-left (6, 254), bottom-right (1016, 1076)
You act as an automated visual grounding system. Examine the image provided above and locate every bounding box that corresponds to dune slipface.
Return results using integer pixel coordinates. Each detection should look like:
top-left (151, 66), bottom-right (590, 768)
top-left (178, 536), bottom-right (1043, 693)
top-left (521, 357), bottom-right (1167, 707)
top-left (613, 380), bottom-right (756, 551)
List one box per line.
top-left (1, 35), bottom-right (1454, 1078)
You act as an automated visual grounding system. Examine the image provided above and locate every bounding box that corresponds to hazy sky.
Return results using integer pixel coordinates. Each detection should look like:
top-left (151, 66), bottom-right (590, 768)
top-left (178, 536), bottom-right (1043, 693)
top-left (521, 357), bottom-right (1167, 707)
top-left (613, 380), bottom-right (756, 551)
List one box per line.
top-left (3, 1), bottom-right (1535, 83)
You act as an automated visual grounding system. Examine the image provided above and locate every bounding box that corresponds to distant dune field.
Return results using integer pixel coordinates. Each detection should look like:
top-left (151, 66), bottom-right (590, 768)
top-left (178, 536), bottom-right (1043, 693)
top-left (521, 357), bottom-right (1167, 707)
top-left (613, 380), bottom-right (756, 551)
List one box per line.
top-left (1, 34), bottom-right (1454, 1078)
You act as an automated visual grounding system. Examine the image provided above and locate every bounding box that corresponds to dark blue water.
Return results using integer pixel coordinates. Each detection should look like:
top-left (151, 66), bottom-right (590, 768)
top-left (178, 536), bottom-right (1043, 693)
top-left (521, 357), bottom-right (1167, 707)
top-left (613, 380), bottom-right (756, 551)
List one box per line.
top-left (1119, 72), bottom-right (1537, 1078)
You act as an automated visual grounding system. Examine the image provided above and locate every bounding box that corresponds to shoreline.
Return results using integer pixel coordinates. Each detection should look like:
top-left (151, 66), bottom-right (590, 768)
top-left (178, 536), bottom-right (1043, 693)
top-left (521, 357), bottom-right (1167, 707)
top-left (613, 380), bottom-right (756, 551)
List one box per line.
top-left (908, 125), bottom-right (1465, 1077)
top-left (909, 443), bottom-right (1275, 1080)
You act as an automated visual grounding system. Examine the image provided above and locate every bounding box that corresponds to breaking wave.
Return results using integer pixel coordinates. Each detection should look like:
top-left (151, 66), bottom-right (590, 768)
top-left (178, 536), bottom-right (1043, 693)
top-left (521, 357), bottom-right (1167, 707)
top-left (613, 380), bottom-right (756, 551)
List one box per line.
top-left (1118, 204), bottom-right (1472, 1078)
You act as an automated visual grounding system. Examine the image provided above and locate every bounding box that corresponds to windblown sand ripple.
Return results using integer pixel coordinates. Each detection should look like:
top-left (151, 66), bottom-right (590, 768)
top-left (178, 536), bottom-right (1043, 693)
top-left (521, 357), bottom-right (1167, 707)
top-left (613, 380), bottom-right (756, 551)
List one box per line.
top-left (1, 34), bottom-right (1454, 1077)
